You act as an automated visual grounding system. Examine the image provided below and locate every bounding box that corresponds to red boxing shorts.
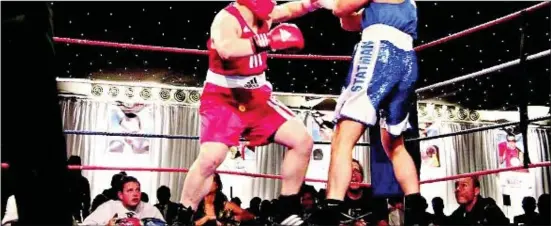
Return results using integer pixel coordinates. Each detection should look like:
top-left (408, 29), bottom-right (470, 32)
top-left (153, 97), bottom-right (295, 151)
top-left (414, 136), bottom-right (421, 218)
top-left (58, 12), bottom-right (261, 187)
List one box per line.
top-left (199, 70), bottom-right (295, 147)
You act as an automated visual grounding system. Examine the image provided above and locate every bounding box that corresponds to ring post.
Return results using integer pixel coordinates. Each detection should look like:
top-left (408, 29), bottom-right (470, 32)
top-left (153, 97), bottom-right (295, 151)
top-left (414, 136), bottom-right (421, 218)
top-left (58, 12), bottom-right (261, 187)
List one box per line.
top-left (517, 10), bottom-right (531, 168)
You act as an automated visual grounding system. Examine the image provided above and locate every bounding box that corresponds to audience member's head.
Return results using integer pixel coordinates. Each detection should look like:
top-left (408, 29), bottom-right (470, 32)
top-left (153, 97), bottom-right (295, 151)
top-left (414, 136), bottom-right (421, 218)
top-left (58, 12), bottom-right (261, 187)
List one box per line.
top-left (388, 197), bottom-right (404, 210)
top-left (538, 193), bottom-right (550, 213)
top-left (156, 185), bottom-right (171, 204)
top-left (209, 173), bottom-right (223, 194)
top-left (454, 176), bottom-right (480, 207)
top-left (68, 155), bottom-right (82, 175)
top-left (249, 197), bottom-right (261, 210)
top-left (420, 196), bottom-right (428, 211)
top-left (117, 176), bottom-right (142, 209)
top-left (301, 190), bottom-right (316, 210)
top-left (141, 192), bottom-right (149, 203)
top-left (432, 197), bottom-right (445, 214)
top-left (111, 171), bottom-right (127, 189)
top-left (522, 196), bottom-right (537, 213)
top-left (231, 197), bottom-right (242, 207)
top-left (349, 159), bottom-right (365, 190)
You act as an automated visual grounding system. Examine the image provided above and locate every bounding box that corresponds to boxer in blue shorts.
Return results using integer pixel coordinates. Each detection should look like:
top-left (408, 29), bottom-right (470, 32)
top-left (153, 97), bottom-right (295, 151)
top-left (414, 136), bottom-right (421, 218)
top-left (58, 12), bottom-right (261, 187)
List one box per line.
top-left (313, 0), bottom-right (423, 224)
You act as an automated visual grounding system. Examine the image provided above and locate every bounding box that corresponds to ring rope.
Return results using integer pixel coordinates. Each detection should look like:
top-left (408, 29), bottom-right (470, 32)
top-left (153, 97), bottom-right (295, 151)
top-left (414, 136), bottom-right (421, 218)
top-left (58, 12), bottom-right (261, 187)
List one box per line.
top-left (406, 115), bottom-right (551, 143)
top-left (413, 1), bottom-right (549, 52)
top-left (63, 130), bottom-right (371, 146)
top-left (2, 161), bottom-right (549, 187)
top-left (52, 2), bottom-right (549, 61)
top-left (63, 115), bottom-right (550, 145)
top-left (416, 49), bottom-right (551, 93)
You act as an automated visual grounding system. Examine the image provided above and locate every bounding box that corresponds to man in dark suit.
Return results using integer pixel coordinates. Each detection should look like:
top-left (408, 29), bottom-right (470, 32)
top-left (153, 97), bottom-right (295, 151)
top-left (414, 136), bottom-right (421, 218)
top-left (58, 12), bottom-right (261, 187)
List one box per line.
top-left (154, 186), bottom-right (183, 225)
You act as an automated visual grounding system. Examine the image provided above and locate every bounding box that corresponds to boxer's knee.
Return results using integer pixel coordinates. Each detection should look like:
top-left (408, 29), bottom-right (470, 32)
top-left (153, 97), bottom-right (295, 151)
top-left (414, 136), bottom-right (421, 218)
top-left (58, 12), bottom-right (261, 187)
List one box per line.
top-left (196, 142), bottom-right (228, 176)
top-left (293, 132), bottom-right (314, 156)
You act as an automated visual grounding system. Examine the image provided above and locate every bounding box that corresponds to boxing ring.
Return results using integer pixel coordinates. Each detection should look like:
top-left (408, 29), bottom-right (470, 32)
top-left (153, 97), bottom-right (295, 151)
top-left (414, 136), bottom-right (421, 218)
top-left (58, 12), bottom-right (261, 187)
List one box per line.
top-left (2, 0), bottom-right (550, 218)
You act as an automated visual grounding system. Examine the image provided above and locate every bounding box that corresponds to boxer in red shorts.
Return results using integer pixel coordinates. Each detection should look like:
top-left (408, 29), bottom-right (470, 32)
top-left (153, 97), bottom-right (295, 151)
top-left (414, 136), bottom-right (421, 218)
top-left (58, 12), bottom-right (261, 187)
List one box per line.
top-left (176, 0), bottom-right (330, 225)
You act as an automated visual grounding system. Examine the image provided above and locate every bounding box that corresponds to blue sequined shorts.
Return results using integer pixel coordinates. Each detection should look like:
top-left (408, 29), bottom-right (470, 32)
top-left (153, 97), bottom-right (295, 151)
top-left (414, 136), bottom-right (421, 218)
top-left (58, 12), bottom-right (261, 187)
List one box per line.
top-left (334, 40), bottom-right (418, 136)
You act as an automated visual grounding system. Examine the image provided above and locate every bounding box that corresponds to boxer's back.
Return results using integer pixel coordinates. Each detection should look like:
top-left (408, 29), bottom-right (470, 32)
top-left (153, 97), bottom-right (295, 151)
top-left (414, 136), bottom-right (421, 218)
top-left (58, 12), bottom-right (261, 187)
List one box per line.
top-left (208, 4), bottom-right (270, 76)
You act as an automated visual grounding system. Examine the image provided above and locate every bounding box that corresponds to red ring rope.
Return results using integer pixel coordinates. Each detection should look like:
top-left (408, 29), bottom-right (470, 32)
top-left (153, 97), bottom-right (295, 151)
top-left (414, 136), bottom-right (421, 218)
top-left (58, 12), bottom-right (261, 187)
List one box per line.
top-left (53, 2), bottom-right (549, 61)
top-left (2, 161), bottom-right (549, 187)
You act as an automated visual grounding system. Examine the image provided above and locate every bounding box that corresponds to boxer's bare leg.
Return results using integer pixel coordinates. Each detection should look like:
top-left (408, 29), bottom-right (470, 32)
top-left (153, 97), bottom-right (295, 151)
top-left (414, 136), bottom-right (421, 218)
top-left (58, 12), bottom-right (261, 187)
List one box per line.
top-left (274, 118), bottom-right (314, 196)
top-left (326, 119), bottom-right (366, 201)
top-left (180, 142), bottom-right (229, 210)
top-left (273, 118), bottom-right (313, 224)
top-left (380, 129), bottom-right (419, 195)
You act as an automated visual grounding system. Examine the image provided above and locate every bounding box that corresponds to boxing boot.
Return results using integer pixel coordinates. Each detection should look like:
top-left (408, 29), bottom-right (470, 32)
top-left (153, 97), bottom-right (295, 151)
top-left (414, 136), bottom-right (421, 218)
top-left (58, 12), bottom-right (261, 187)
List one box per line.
top-left (172, 205), bottom-right (194, 226)
top-left (404, 193), bottom-right (424, 226)
top-left (274, 194), bottom-right (305, 226)
top-left (308, 199), bottom-right (346, 226)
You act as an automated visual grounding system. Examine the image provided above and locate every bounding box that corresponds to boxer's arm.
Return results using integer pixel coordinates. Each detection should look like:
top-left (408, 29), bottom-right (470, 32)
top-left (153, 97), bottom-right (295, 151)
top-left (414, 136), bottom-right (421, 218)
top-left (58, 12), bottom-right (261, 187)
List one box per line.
top-left (339, 9), bottom-right (363, 31)
top-left (271, 0), bottom-right (319, 23)
top-left (333, 0), bottom-right (369, 17)
top-left (210, 11), bottom-right (255, 59)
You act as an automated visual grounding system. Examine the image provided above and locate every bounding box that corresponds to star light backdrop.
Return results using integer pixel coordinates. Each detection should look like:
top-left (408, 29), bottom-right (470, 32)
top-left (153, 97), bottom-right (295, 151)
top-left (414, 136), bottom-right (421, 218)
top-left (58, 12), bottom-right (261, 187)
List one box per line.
top-left (51, 1), bottom-right (550, 111)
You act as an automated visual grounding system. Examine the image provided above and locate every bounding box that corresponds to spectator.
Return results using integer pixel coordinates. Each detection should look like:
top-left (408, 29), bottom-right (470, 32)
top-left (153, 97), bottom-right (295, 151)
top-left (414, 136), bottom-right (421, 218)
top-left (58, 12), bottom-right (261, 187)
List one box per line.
top-left (448, 177), bottom-right (509, 225)
top-left (91, 171), bottom-right (127, 212)
top-left (191, 173), bottom-right (255, 226)
top-left (534, 194), bottom-right (550, 225)
top-left (246, 197), bottom-right (261, 216)
top-left (154, 185), bottom-right (183, 225)
top-left (141, 192), bottom-right (149, 203)
top-left (83, 176), bottom-right (165, 225)
top-left (341, 159), bottom-right (388, 226)
top-left (513, 196), bottom-right (538, 225)
top-left (431, 197), bottom-right (448, 226)
top-left (300, 189), bottom-right (317, 222)
top-left (419, 196), bottom-right (434, 225)
top-left (231, 197), bottom-right (242, 207)
top-left (388, 197), bottom-right (404, 226)
top-left (67, 155), bottom-right (91, 223)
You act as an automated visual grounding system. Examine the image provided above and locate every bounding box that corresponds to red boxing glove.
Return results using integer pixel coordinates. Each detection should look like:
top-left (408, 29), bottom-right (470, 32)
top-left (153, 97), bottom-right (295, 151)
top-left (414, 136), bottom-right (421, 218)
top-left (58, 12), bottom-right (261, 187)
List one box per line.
top-left (252, 23), bottom-right (305, 52)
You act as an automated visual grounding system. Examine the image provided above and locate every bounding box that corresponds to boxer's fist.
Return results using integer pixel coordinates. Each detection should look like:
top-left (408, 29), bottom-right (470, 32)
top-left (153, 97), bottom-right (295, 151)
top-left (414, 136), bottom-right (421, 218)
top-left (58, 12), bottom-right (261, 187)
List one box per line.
top-left (253, 23), bottom-right (304, 52)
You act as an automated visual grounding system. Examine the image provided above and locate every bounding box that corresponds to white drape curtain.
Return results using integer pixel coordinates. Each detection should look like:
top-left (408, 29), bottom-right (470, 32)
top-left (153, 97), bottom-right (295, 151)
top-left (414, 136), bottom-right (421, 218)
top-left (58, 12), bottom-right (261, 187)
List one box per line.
top-left (419, 122), bottom-right (550, 220)
top-left (60, 97), bottom-right (549, 216)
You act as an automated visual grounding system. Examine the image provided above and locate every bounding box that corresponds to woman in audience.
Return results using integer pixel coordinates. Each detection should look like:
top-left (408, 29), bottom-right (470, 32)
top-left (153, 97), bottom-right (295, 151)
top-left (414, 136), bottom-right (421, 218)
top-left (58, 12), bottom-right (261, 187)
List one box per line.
top-left (193, 173), bottom-right (255, 226)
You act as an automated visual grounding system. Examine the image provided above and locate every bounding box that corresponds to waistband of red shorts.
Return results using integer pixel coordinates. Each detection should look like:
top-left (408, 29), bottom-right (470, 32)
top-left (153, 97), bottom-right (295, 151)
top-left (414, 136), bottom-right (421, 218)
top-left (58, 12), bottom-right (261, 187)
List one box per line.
top-left (205, 70), bottom-right (269, 89)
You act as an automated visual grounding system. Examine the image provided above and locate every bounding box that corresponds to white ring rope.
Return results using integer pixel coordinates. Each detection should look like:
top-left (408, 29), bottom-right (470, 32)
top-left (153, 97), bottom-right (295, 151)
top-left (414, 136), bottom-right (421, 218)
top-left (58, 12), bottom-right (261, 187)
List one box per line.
top-left (416, 49), bottom-right (550, 93)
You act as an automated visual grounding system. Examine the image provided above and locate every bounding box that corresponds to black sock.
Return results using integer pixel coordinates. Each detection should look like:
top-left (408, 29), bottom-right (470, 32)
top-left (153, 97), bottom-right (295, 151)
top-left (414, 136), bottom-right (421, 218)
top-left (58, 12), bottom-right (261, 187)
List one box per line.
top-left (404, 193), bottom-right (423, 225)
top-left (324, 199), bottom-right (344, 210)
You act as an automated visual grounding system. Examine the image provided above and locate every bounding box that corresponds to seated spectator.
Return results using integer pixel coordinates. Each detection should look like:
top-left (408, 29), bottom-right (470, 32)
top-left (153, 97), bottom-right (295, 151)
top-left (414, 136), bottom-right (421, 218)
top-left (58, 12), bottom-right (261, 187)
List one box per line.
top-left (246, 197), bottom-right (261, 216)
top-left (419, 196), bottom-right (434, 225)
top-left (448, 177), bottom-right (509, 225)
top-left (534, 194), bottom-right (550, 225)
top-left (67, 155), bottom-right (91, 223)
top-left (192, 173), bottom-right (255, 226)
top-left (342, 159), bottom-right (388, 226)
top-left (91, 171), bottom-right (127, 212)
top-left (231, 197), bottom-right (242, 207)
top-left (300, 188), bottom-right (318, 221)
top-left (310, 159), bottom-right (388, 226)
top-left (141, 192), bottom-right (149, 203)
top-left (83, 176), bottom-right (165, 225)
top-left (514, 196), bottom-right (539, 225)
top-left (431, 197), bottom-right (448, 226)
top-left (154, 185), bottom-right (183, 225)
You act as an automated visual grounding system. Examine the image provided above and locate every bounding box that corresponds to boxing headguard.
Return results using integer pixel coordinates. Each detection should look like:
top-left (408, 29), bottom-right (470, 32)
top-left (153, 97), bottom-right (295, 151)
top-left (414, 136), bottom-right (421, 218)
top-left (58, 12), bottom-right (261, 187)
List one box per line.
top-left (237, 0), bottom-right (275, 20)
